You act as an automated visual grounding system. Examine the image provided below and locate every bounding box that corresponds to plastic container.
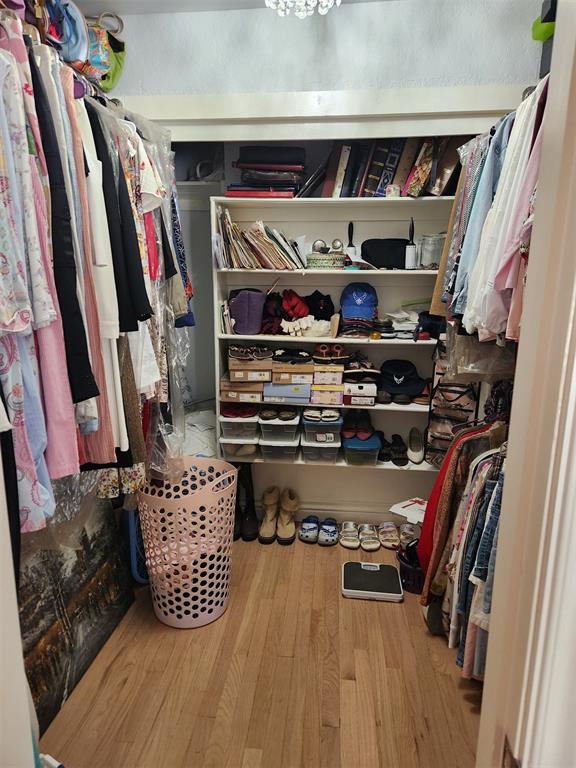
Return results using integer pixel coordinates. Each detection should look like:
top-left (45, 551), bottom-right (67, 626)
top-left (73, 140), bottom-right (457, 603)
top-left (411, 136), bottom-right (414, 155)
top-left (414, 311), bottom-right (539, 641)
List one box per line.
top-left (303, 416), bottom-right (343, 444)
top-left (342, 434), bottom-right (381, 466)
top-left (138, 457), bottom-right (238, 629)
top-left (219, 414), bottom-right (259, 440)
top-left (301, 435), bottom-right (340, 464)
top-left (258, 413), bottom-right (300, 443)
top-left (219, 436), bottom-right (259, 462)
top-left (260, 434), bottom-right (300, 462)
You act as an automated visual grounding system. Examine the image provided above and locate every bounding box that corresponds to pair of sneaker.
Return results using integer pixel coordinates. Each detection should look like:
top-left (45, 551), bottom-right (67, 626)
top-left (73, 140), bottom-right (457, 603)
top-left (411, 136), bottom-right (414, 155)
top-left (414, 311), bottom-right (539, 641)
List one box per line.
top-left (299, 516), bottom-right (338, 546)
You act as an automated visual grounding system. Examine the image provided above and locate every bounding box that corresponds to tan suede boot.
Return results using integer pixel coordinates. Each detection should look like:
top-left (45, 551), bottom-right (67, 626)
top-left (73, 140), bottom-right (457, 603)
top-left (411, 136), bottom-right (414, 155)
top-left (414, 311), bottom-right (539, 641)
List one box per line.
top-left (259, 486), bottom-right (280, 544)
top-left (277, 488), bottom-right (298, 545)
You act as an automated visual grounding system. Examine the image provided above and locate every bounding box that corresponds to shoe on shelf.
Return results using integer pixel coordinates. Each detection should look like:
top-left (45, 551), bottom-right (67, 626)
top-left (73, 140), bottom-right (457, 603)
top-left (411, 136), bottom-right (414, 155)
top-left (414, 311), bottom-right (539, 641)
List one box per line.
top-left (407, 427), bottom-right (425, 464)
top-left (299, 515), bottom-right (319, 544)
top-left (355, 411), bottom-right (374, 440)
top-left (339, 521), bottom-right (360, 549)
top-left (413, 382), bottom-right (432, 406)
top-left (377, 522), bottom-right (400, 549)
top-left (391, 434), bottom-right (409, 467)
top-left (318, 518), bottom-right (338, 546)
top-left (341, 410), bottom-right (358, 439)
top-left (259, 486), bottom-right (280, 544)
top-left (359, 524), bottom-right (380, 552)
top-left (277, 488), bottom-right (298, 545)
top-left (376, 431), bottom-right (392, 462)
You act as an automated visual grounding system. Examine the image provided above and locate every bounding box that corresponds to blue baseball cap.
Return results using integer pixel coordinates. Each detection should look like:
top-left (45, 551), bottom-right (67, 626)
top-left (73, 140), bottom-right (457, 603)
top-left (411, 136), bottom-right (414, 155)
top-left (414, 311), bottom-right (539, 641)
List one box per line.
top-left (340, 283), bottom-right (378, 321)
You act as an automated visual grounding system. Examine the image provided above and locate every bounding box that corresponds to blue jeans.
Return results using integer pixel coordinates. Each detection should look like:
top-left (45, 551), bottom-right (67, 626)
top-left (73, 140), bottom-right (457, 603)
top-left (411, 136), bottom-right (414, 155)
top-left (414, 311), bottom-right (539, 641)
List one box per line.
top-left (483, 520), bottom-right (500, 613)
top-left (473, 471), bottom-right (504, 582)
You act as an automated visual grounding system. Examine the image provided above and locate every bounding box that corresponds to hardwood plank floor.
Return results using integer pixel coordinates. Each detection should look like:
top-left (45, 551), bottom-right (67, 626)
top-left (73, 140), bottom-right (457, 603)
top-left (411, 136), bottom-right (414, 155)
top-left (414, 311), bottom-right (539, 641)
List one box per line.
top-left (41, 541), bottom-right (482, 768)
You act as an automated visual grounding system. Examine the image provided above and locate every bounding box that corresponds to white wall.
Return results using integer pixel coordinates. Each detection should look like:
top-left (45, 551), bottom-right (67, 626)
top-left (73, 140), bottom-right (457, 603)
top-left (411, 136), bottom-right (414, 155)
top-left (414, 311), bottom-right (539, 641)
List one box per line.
top-left (116, 0), bottom-right (542, 97)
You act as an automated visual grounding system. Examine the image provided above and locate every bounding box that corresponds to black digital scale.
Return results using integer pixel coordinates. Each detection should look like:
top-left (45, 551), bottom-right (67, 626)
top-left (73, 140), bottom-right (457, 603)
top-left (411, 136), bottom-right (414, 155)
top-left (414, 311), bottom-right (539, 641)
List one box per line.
top-left (341, 561), bottom-right (404, 602)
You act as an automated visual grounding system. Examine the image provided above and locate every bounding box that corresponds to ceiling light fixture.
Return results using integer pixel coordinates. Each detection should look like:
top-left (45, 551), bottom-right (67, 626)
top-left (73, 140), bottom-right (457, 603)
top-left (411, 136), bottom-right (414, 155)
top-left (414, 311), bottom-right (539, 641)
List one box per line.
top-left (265, 0), bottom-right (342, 18)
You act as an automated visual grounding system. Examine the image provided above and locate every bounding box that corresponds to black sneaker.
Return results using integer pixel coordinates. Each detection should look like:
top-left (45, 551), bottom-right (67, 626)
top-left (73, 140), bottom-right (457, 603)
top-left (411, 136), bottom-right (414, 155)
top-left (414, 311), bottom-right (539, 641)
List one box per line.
top-left (391, 434), bottom-right (409, 466)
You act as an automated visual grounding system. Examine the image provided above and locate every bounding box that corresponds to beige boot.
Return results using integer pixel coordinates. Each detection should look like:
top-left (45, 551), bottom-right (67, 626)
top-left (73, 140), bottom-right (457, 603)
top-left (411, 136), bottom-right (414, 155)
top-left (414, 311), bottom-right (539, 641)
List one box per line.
top-left (259, 486), bottom-right (280, 544)
top-left (277, 488), bottom-right (298, 545)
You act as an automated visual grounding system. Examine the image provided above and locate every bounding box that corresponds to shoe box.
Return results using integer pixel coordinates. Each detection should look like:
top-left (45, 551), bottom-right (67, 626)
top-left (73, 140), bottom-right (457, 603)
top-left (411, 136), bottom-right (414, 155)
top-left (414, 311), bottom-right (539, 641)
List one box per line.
top-left (311, 384), bottom-right (344, 406)
top-left (228, 356), bottom-right (272, 383)
top-left (271, 361), bottom-right (314, 385)
top-left (343, 381), bottom-right (377, 407)
top-left (313, 364), bottom-right (344, 386)
top-left (263, 382), bottom-right (312, 405)
top-left (220, 374), bottom-right (264, 403)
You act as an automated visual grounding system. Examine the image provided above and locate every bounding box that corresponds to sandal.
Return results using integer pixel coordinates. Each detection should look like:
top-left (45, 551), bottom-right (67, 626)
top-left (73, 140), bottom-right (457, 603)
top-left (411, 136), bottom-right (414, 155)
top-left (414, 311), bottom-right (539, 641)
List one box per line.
top-left (341, 411), bottom-right (358, 439)
top-left (278, 408), bottom-right (298, 421)
top-left (391, 434), bottom-right (409, 466)
top-left (376, 431), bottom-right (392, 462)
top-left (339, 521), bottom-right (360, 550)
top-left (321, 409), bottom-right (340, 422)
top-left (318, 518), bottom-right (338, 546)
top-left (313, 343), bottom-right (333, 363)
top-left (355, 411), bottom-right (375, 441)
top-left (399, 523), bottom-right (421, 548)
top-left (359, 524), bottom-right (380, 552)
top-left (299, 515), bottom-right (319, 544)
top-left (304, 408), bottom-right (322, 421)
top-left (377, 522), bottom-right (400, 549)
top-left (260, 408), bottom-right (279, 421)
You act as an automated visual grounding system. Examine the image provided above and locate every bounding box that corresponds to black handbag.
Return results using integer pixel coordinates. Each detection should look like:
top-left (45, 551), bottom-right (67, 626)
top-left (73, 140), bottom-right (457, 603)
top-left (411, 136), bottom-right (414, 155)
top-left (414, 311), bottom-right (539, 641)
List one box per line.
top-left (361, 238), bottom-right (408, 270)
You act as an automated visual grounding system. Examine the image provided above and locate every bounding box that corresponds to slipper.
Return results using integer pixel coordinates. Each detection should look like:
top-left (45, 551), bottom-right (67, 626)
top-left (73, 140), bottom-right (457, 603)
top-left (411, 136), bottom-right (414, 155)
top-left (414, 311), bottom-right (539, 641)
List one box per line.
top-left (321, 409), bottom-right (340, 422)
top-left (278, 409), bottom-right (298, 421)
top-left (252, 346), bottom-right (273, 360)
top-left (359, 524), bottom-right (380, 552)
top-left (221, 404), bottom-right (259, 418)
top-left (413, 382), bottom-right (432, 406)
top-left (399, 523), bottom-right (421, 548)
top-left (355, 411), bottom-right (375, 441)
top-left (236, 443), bottom-right (258, 457)
top-left (339, 521), bottom-right (360, 550)
top-left (304, 408), bottom-right (322, 422)
top-left (299, 515), bottom-right (319, 544)
top-left (341, 411), bottom-right (358, 439)
top-left (229, 345), bottom-right (254, 360)
top-left (313, 343), bottom-right (333, 363)
top-left (274, 348), bottom-right (313, 364)
top-left (377, 522), bottom-right (400, 549)
top-left (331, 343), bottom-right (350, 363)
top-left (407, 427), bottom-right (425, 464)
top-left (391, 434), bottom-right (409, 466)
top-left (318, 518), bottom-right (338, 546)
top-left (260, 408), bottom-right (279, 421)
top-left (377, 389), bottom-right (393, 405)
top-left (392, 393), bottom-right (413, 405)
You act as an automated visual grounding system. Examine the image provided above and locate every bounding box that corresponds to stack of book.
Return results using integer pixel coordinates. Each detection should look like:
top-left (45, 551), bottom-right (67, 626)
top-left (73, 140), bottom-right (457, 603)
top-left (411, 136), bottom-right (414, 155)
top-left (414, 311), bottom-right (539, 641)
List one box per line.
top-left (316, 136), bottom-right (466, 198)
top-left (226, 145), bottom-right (306, 198)
top-left (214, 206), bottom-right (306, 270)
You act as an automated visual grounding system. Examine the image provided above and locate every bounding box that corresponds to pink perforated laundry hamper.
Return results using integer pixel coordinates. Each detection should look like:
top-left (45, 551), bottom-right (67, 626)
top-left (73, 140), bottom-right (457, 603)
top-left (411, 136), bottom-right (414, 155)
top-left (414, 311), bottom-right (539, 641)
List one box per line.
top-left (138, 458), bottom-right (238, 629)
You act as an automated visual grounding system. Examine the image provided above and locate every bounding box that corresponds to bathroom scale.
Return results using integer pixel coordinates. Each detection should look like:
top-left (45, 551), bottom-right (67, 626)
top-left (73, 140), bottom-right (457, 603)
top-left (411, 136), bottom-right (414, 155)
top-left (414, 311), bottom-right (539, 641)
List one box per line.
top-left (341, 561), bottom-right (404, 602)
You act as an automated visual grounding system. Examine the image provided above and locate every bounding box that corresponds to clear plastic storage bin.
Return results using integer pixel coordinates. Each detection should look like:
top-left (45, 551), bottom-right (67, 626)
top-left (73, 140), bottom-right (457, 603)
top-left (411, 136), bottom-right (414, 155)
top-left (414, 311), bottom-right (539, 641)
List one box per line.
top-left (342, 435), bottom-right (381, 467)
top-left (301, 435), bottom-right (340, 464)
top-left (258, 414), bottom-right (300, 443)
top-left (302, 416), bottom-right (343, 444)
top-left (219, 415), bottom-right (259, 440)
top-left (219, 436), bottom-right (259, 462)
top-left (259, 434), bottom-right (300, 462)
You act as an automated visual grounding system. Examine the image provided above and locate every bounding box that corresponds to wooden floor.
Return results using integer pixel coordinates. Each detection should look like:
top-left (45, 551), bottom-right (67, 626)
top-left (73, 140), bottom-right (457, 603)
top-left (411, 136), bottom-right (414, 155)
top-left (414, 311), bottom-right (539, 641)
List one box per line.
top-left (41, 540), bottom-right (482, 768)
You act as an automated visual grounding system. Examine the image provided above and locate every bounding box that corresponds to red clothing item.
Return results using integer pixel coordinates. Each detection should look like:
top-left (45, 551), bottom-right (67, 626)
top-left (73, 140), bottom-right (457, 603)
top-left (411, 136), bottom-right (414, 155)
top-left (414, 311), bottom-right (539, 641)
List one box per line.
top-left (144, 212), bottom-right (160, 280)
top-left (417, 425), bottom-right (490, 574)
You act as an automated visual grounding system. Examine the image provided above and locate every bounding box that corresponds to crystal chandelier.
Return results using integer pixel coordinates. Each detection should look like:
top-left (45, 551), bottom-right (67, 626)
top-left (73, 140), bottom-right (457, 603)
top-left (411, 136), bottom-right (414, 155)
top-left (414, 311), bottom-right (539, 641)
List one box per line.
top-left (265, 0), bottom-right (342, 18)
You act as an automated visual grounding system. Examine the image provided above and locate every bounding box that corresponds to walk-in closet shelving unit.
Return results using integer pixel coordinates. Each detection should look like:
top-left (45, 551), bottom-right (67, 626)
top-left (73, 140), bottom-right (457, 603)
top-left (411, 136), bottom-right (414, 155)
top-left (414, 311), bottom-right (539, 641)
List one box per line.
top-left (210, 196), bottom-right (453, 517)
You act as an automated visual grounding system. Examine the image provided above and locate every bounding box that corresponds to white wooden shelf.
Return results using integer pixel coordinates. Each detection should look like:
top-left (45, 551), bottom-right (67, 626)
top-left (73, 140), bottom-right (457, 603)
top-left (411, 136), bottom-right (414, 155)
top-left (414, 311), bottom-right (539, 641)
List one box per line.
top-left (260, 402), bottom-right (429, 413)
top-left (224, 453), bottom-right (438, 472)
top-left (216, 268), bottom-right (438, 276)
top-left (215, 195), bottom-right (454, 207)
top-left (218, 334), bottom-right (435, 346)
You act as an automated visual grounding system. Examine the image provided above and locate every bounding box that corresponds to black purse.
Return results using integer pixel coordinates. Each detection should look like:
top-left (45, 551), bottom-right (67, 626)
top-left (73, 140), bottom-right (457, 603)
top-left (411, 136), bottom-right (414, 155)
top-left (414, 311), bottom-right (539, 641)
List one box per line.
top-left (361, 238), bottom-right (408, 270)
